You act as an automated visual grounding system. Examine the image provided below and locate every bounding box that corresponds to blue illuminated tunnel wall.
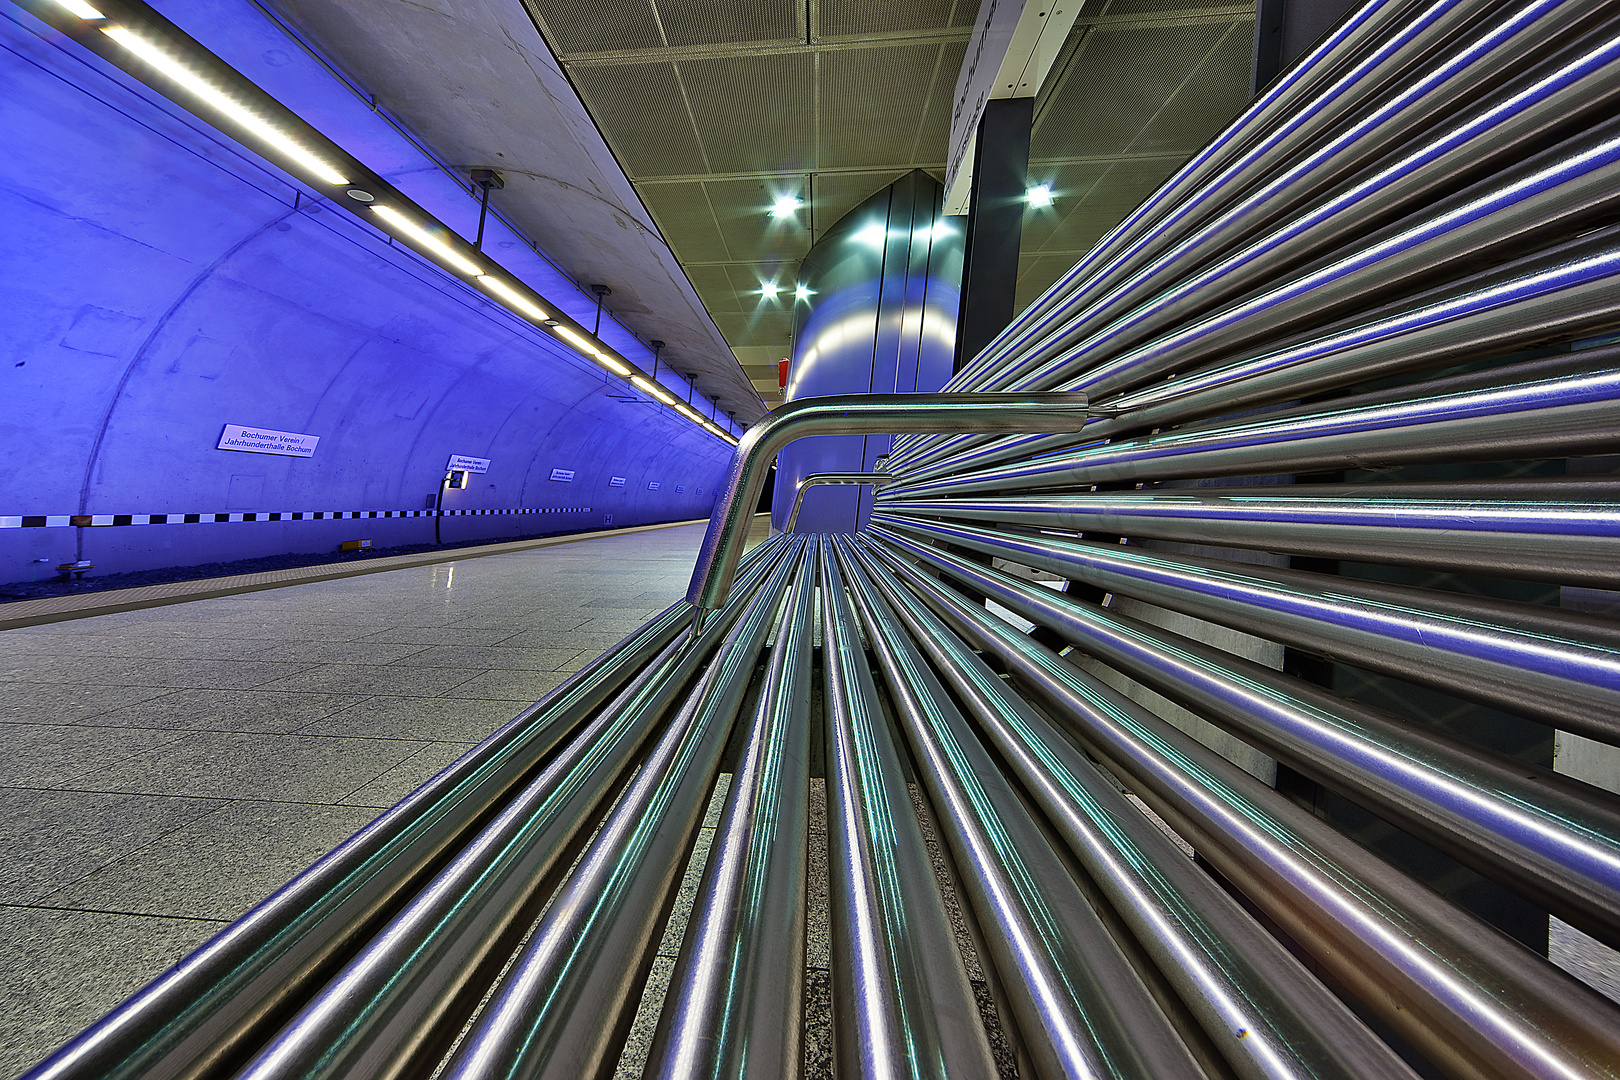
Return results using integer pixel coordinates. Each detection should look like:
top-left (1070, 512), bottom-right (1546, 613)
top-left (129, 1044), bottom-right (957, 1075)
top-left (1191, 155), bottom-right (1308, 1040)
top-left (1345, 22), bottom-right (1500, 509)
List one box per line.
top-left (772, 171), bottom-right (962, 532)
top-left (0, 4), bottom-right (732, 581)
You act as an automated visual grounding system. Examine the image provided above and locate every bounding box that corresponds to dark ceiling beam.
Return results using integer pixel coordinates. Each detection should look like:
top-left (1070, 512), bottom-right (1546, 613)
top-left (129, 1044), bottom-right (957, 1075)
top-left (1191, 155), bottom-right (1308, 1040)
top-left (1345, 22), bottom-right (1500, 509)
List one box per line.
top-left (558, 7), bottom-right (1253, 67)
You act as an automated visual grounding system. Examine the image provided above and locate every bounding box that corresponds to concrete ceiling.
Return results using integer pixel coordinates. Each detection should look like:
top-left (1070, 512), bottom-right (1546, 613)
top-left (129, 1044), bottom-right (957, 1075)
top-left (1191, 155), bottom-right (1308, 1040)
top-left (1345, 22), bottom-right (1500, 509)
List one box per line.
top-left (268, 0), bottom-right (1255, 415)
top-left (268, 0), bottom-right (769, 427)
top-left (522, 0), bottom-right (1256, 407)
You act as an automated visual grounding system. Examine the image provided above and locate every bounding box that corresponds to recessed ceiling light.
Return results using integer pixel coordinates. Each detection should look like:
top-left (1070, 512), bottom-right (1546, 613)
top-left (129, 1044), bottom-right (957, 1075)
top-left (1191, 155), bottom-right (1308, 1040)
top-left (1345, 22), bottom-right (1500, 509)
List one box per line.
top-left (770, 195), bottom-right (803, 218)
top-left (1026, 184), bottom-right (1055, 208)
top-left (759, 281), bottom-right (780, 299)
top-left (794, 283), bottom-right (813, 302)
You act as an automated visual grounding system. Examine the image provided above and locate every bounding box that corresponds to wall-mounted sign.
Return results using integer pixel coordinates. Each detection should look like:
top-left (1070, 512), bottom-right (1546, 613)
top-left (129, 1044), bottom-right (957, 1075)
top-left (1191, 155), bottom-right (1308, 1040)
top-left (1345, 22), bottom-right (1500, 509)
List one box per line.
top-left (647, 480), bottom-right (661, 490)
top-left (549, 468), bottom-right (575, 483)
top-left (447, 454), bottom-right (491, 474)
top-left (609, 476), bottom-right (626, 488)
top-left (217, 424), bottom-right (319, 458)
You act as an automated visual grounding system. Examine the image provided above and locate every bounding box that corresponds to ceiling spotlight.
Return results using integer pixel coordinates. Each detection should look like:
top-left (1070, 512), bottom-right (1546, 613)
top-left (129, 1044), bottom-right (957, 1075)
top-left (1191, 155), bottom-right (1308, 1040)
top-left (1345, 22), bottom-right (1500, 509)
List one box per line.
top-left (759, 281), bottom-right (780, 300)
top-left (1026, 183), bottom-right (1055, 208)
top-left (794, 283), bottom-right (813, 303)
top-left (770, 195), bottom-right (803, 218)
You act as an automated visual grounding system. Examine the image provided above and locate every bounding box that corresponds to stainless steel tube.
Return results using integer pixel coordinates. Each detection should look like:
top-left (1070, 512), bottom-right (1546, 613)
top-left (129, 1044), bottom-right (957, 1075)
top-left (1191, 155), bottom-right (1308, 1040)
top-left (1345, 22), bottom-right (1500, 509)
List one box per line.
top-left (892, 0), bottom-right (1607, 467)
top-left (875, 487), bottom-right (1620, 587)
top-left (860, 536), bottom-right (1620, 1080)
top-left (868, 524), bottom-right (1620, 948)
top-left (646, 536), bottom-right (818, 1080)
top-left (441, 539), bottom-right (806, 1080)
top-left (444, 537), bottom-right (806, 1078)
top-left (873, 514), bottom-right (1620, 739)
top-left (840, 539), bottom-right (1421, 1080)
top-left (906, 0), bottom-right (1482, 404)
top-left (230, 539), bottom-right (797, 1080)
top-left (784, 472), bottom-right (895, 533)
top-left (885, 344), bottom-right (1620, 491)
top-left (684, 393), bottom-right (1091, 617)
top-left (818, 539), bottom-right (998, 1080)
top-left (889, 366), bottom-right (1620, 498)
top-left (834, 537), bottom-right (1208, 1080)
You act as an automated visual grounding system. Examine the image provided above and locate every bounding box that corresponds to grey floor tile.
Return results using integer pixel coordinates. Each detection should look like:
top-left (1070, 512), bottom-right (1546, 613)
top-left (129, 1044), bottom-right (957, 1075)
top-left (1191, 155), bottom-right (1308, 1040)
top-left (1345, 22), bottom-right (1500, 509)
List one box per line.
top-left (250, 641), bottom-right (433, 665)
top-left (0, 655), bottom-right (148, 685)
top-left (42, 800), bottom-right (378, 922)
top-left (104, 659), bottom-right (321, 691)
top-left (0, 724), bottom-right (192, 789)
top-left (340, 742), bottom-right (476, 808)
top-left (0, 684), bottom-right (178, 726)
top-left (252, 664), bottom-right (480, 698)
top-left (387, 645), bottom-right (583, 671)
top-left (356, 626), bottom-right (528, 646)
top-left (0, 906), bottom-right (224, 1080)
top-left (75, 689), bottom-right (367, 734)
top-left (300, 697), bottom-right (517, 742)
top-left (0, 788), bottom-right (219, 905)
top-left (60, 731), bottom-right (431, 803)
top-left (438, 669), bottom-right (569, 703)
top-left (498, 630), bottom-right (633, 653)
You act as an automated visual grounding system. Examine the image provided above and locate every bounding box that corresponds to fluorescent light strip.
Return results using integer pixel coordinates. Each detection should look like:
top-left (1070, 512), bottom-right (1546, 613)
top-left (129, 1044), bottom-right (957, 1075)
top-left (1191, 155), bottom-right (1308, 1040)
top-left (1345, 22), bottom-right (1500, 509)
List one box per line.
top-left (478, 276), bottom-right (549, 322)
top-left (632, 376), bottom-right (676, 405)
top-left (53, 0), bottom-right (105, 18)
top-left (551, 324), bottom-right (631, 376)
top-left (368, 205), bottom-right (483, 276)
top-left (100, 27), bottom-right (349, 186)
top-left (89, 14), bottom-right (730, 445)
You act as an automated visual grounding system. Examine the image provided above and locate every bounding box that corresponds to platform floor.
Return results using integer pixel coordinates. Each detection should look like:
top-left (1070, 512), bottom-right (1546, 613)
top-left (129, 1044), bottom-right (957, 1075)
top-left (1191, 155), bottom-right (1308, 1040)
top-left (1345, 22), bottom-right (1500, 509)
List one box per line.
top-left (0, 520), bottom-right (731, 1077)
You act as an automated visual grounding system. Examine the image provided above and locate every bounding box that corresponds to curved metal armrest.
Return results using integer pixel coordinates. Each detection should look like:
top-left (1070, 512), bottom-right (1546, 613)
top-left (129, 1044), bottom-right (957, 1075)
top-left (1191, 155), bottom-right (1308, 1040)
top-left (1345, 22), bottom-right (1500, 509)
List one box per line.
top-left (686, 392), bottom-right (1092, 620)
top-left (784, 472), bottom-right (895, 533)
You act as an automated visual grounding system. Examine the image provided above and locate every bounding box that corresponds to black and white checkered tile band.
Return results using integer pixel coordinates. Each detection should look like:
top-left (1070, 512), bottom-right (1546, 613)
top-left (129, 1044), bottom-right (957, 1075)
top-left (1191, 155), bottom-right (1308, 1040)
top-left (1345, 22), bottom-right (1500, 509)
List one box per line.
top-left (1, 507), bottom-right (593, 528)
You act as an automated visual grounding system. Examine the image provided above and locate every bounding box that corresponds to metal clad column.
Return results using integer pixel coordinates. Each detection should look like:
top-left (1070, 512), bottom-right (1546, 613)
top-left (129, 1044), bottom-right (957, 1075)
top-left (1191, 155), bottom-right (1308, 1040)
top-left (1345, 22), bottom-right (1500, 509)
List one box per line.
top-left (954, 97), bottom-right (1034, 374)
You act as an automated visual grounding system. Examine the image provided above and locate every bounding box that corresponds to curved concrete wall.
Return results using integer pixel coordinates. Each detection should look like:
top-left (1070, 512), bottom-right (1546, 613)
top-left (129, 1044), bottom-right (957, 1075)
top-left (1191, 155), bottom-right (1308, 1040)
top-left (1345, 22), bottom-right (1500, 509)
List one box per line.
top-left (0, 7), bottom-right (731, 582)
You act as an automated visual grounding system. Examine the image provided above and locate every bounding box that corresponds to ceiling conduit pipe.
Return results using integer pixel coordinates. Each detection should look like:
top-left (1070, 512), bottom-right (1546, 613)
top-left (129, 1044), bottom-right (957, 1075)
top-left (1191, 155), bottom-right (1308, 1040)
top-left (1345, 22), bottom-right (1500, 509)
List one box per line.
top-left (856, 536), bottom-right (1620, 1080)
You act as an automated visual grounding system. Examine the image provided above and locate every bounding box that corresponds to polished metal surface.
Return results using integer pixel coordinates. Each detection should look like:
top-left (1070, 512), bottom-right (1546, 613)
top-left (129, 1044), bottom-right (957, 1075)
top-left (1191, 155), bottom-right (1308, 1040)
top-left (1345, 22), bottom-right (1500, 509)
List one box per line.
top-left (839, 539), bottom-right (1422, 1080)
top-left (784, 473), bottom-right (895, 534)
top-left (29, 4), bottom-right (1620, 1080)
top-left (684, 392), bottom-right (1092, 615)
top-left (817, 539), bottom-right (998, 1080)
top-left (859, 537), bottom-right (1620, 1080)
top-left (646, 538), bottom-right (818, 1080)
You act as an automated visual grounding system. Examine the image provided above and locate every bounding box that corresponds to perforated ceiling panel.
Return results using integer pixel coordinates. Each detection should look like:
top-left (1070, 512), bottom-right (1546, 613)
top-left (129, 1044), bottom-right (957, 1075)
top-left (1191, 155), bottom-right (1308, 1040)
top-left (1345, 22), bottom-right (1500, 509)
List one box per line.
top-left (523, 0), bottom-right (1256, 408)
